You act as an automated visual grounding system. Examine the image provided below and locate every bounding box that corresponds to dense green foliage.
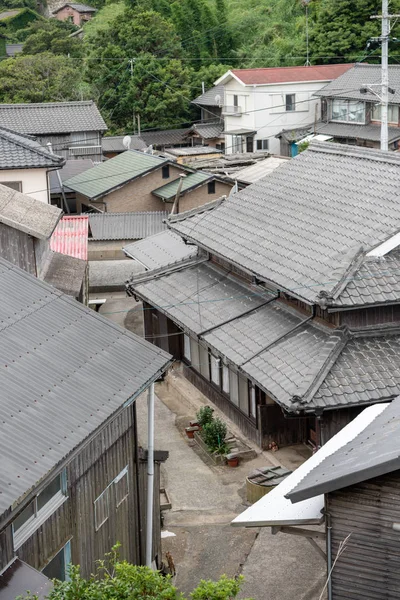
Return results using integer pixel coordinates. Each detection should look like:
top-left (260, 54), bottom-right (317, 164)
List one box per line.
top-left (0, 0), bottom-right (400, 131)
top-left (202, 417), bottom-right (228, 454)
top-left (196, 405), bottom-right (214, 428)
top-left (20, 546), bottom-right (253, 600)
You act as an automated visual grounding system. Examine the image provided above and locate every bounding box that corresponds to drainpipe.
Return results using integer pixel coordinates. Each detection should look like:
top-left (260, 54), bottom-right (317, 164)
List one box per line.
top-left (146, 382), bottom-right (155, 567)
top-left (132, 401), bottom-right (143, 563)
top-left (326, 510), bottom-right (333, 600)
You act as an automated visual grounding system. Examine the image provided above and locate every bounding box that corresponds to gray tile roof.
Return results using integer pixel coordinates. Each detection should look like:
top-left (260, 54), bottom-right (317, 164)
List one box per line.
top-left (191, 121), bottom-right (224, 140)
top-left (134, 262), bottom-right (272, 335)
top-left (65, 150), bottom-right (168, 199)
top-left (317, 121), bottom-right (400, 143)
top-left (170, 142), bottom-right (400, 304)
top-left (0, 183), bottom-right (62, 239)
top-left (312, 331), bottom-right (400, 410)
top-left (102, 135), bottom-right (147, 153)
top-left (192, 85), bottom-right (224, 107)
top-left (130, 255), bottom-right (400, 412)
top-left (49, 158), bottom-right (94, 194)
top-left (0, 257), bottom-right (171, 515)
top-left (0, 126), bottom-right (65, 170)
top-left (123, 230), bottom-right (198, 269)
top-left (0, 101), bottom-right (107, 135)
top-left (287, 398), bottom-right (399, 503)
top-left (233, 157), bottom-right (289, 184)
top-left (41, 251), bottom-right (86, 298)
top-left (314, 63), bottom-right (400, 104)
top-left (140, 128), bottom-right (190, 147)
top-left (89, 211), bottom-right (168, 241)
top-left (334, 250), bottom-right (400, 307)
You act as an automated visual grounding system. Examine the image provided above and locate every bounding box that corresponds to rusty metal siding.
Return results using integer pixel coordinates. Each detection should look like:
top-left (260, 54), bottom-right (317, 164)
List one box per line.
top-left (327, 471), bottom-right (400, 600)
top-left (0, 222), bottom-right (36, 275)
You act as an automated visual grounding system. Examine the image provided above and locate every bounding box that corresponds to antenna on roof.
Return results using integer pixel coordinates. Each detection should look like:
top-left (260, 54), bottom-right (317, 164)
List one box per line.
top-left (122, 135), bottom-right (132, 150)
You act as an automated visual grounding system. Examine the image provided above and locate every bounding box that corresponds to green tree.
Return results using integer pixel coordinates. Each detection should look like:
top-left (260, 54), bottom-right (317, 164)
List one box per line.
top-left (0, 52), bottom-right (90, 102)
top-left (19, 20), bottom-right (83, 56)
top-left (20, 545), bottom-right (253, 600)
top-left (309, 0), bottom-right (400, 63)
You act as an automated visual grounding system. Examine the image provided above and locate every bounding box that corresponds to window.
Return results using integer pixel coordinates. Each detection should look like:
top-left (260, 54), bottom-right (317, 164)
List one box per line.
top-left (331, 99), bottom-right (365, 123)
top-left (372, 103), bottom-right (399, 124)
top-left (2, 181), bottom-right (22, 192)
top-left (115, 466), bottom-right (129, 507)
top-left (249, 384), bottom-right (256, 420)
top-left (238, 375), bottom-right (249, 415)
top-left (256, 139), bottom-right (269, 151)
top-left (94, 466), bottom-right (129, 530)
top-left (94, 487), bottom-right (110, 530)
top-left (229, 369), bottom-right (239, 406)
top-left (42, 541), bottom-right (71, 582)
top-left (190, 337), bottom-right (200, 371)
top-left (199, 344), bottom-right (210, 380)
top-left (233, 95), bottom-right (238, 107)
top-left (222, 364), bottom-right (230, 394)
top-left (13, 471), bottom-right (67, 549)
top-left (207, 180), bottom-right (215, 194)
top-left (232, 135), bottom-right (243, 153)
top-left (162, 165), bottom-right (170, 179)
top-left (210, 353), bottom-right (220, 386)
top-left (285, 94), bottom-right (296, 112)
top-left (246, 136), bottom-right (254, 153)
top-left (183, 333), bottom-right (191, 361)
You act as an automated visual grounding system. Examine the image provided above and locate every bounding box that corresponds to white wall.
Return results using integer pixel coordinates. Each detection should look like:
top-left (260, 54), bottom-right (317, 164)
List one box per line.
top-left (0, 168), bottom-right (49, 203)
top-left (223, 78), bottom-right (330, 155)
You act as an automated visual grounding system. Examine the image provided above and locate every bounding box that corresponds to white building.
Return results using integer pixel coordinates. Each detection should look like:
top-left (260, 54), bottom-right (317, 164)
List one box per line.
top-left (216, 64), bottom-right (353, 155)
top-left (0, 127), bottom-right (64, 203)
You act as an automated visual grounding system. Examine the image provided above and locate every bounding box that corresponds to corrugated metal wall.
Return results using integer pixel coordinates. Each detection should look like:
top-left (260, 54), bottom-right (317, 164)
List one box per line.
top-left (328, 471), bottom-right (400, 600)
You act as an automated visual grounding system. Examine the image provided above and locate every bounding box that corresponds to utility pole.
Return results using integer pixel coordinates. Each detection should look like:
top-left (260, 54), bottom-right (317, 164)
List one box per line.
top-left (370, 1), bottom-right (400, 151)
top-left (302, 0), bottom-right (311, 66)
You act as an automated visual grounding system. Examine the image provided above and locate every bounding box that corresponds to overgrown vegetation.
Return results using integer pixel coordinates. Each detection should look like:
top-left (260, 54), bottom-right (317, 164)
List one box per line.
top-left (201, 415), bottom-right (228, 455)
top-left (196, 405), bottom-right (214, 428)
top-left (1, 0), bottom-right (400, 130)
top-left (19, 545), bottom-right (254, 600)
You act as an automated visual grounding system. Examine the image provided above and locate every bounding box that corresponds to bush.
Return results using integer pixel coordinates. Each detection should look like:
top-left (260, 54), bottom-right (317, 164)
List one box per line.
top-left (202, 417), bottom-right (227, 454)
top-left (196, 405), bottom-right (214, 428)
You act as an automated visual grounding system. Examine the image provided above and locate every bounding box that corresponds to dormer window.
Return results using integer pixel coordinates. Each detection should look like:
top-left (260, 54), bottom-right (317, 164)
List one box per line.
top-left (332, 99), bottom-right (365, 123)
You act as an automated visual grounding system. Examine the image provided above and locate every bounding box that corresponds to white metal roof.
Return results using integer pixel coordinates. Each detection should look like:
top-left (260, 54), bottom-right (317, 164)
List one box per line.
top-left (231, 402), bottom-right (389, 528)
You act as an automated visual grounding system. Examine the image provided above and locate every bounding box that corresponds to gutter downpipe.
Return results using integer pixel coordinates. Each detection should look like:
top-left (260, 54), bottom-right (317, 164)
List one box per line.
top-left (146, 382), bottom-right (155, 567)
top-left (326, 510), bottom-right (333, 600)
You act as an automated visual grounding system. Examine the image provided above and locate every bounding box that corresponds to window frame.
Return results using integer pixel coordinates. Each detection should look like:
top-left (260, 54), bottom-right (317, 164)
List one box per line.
top-left (183, 333), bottom-right (191, 362)
top-left (285, 94), bottom-right (296, 112)
top-left (331, 98), bottom-right (365, 124)
top-left (256, 139), bottom-right (269, 151)
top-left (94, 466), bottom-right (130, 530)
top-left (2, 181), bottom-right (22, 192)
top-left (209, 352), bottom-right (221, 387)
top-left (162, 165), bottom-right (170, 179)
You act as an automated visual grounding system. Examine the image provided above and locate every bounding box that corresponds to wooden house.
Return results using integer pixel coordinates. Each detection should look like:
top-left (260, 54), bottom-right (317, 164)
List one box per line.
top-left (52, 3), bottom-right (96, 26)
top-left (0, 102), bottom-right (107, 162)
top-left (127, 143), bottom-right (400, 450)
top-left (0, 184), bottom-right (88, 302)
top-left (0, 258), bottom-right (171, 583)
top-left (286, 398), bottom-right (400, 600)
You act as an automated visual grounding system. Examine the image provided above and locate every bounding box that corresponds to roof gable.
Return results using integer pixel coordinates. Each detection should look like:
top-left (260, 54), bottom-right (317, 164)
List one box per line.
top-left (170, 143), bottom-right (400, 304)
top-left (65, 150), bottom-right (168, 199)
top-left (152, 171), bottom-right (212, 200)
top-left (0, 126), bottom-right (64, 170)
top-left (0, 258), bottom-right (171, 515)
top-left (0, 101), bottom-right (107, 135)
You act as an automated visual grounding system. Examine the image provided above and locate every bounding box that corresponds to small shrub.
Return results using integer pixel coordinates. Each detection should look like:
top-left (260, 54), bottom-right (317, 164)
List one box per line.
top-left (202, 417), bottom-right (227, 453)
top-left (196, 405), bottom-right (214, 428)
top-left (190, 574), bottom-right (254, 600)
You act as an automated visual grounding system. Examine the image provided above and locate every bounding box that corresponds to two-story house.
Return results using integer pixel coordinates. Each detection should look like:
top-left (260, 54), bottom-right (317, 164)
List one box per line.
top-left (313, 63), bottom-right (400, 150)
top-left (52, 3), bottom-right (96, 25)
top-left (127, 142), bottom-right (400, 451)
top-left (0, 101), bottom-right (107, 162)
top-left (216, 64), bottom-right (353, 155)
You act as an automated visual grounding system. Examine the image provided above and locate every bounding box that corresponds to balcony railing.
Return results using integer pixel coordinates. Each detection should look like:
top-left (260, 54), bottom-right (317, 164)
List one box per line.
top-left (222, 105), bottom-right (242, 116)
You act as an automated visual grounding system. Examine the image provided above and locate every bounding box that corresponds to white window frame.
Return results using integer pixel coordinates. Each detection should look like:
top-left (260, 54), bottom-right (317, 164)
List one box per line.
top-left (285, 93), bottom-right (296, 112)
top-left (229, 369), bottom-right (239, 406)
top-left (115, 466), bottom-right (129, 507)
top-left (331, 99), bottom-right (365, 124)
top-left (94, 466), bottom-right (130, 530)
top-left (222, 363), bottom-right (230, 395)
top-left (13, 470), bottom-right (68, 550)
top-left (210, 353), bottom-right (220, 386)
top-left (250, 385), bottom-right (257, 420)
top-left (183, 333), bottom-right (191, 362)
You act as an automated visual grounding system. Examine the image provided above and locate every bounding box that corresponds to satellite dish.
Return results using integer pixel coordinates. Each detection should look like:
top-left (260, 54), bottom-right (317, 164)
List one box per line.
top-left (215, 94), bottom-right (221, 106)
top-left (123, 135), bottom-right (132, 150)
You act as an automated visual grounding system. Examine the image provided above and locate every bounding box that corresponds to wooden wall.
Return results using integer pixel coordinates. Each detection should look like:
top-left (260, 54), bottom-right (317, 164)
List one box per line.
top-left (339, 304), bottom-right (400, 328)
top-left (320, 406), bottom-right (364, 445)
top-left (0, 223), bottom-right (36, 275)
top-left (258, 404), bottom-right (312, 449)
top-left (327, 470), bottom-right (400, 600)
top-left (1, 404), bottom-right (164, 578)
